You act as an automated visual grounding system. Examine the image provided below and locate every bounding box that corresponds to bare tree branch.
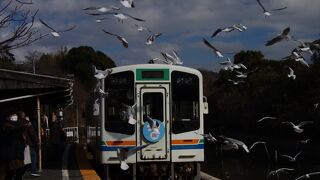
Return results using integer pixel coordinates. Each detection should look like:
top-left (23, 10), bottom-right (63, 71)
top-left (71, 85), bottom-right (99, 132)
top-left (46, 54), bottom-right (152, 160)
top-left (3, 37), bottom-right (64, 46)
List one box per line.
top-left (0, 0), bottom-right (42, 60)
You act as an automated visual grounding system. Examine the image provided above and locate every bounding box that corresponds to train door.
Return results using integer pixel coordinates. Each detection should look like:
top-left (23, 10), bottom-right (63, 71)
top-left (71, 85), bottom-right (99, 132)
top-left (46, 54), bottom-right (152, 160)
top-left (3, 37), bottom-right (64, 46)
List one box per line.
top-left (136, 84), bottom-right (170, 162)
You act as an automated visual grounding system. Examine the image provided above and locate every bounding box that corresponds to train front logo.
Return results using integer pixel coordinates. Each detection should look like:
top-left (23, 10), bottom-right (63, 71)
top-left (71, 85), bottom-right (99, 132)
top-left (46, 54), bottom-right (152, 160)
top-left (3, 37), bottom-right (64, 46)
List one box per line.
top-left (142, 119), bottom-right (165, 143)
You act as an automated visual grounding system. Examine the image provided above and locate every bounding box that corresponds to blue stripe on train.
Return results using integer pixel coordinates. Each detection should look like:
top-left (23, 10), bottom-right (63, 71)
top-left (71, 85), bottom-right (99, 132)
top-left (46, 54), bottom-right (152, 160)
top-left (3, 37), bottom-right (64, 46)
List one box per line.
top-left (99, 144), bottom-right (204, 151)
top-left (171, 144), bottom-right (204, 150)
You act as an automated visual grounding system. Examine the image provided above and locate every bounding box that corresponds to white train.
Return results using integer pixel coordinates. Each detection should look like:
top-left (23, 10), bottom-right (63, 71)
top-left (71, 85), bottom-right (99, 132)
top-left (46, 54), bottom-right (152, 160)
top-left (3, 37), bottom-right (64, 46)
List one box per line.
top-left (87, 64), bottom-right (208, 179)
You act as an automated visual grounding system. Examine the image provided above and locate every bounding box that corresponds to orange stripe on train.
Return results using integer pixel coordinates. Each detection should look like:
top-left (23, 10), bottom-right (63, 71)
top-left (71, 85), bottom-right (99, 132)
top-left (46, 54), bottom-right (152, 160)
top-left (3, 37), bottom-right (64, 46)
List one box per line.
top-left (171, 139), bottom-right (199, 145)
top-left (106, 140), bottom-right (136, 146)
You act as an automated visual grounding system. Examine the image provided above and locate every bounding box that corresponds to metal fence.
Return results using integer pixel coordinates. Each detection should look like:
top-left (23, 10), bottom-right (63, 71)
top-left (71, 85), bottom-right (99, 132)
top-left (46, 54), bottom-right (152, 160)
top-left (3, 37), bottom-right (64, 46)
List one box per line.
top-left (63, 127), bottom-right (79, 143)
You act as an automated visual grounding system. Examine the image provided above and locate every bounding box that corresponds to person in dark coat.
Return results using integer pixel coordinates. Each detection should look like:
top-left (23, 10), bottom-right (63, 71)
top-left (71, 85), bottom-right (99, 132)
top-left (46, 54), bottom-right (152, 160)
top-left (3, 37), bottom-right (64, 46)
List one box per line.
top-left (50, 118), bottom-right (65, 160)
top-left (0, 112), bottom-right (26, 180)
top-left (21, 113), bottom-right (40, 177)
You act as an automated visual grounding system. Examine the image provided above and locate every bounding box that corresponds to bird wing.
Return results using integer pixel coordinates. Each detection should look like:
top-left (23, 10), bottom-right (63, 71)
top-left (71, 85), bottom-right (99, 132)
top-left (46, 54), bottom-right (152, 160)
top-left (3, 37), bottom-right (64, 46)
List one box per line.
top-left (203, 38), bottom-right (219, 51)
top-left (15, 0), bottom-right (33, 4)
top-left (289, 67), bottom-right (294, 74)
top-left (250, 141), bottom-right (266, 150)
top-left (118, 36), bottom-right (128, 48)
top-left (280, 154), bottom-right (294, 161)
top-left (298, 121), bottom-right (313, 127)
top-left (83, 6), bottom-right (100, 10)
top-left (211, 28), bottom-right (222, 38)
top-left (271, 7), bottom-right (287, 11)
top-left (281, 27), bottom-right (290, 36)
top-left (127, 144), bottom-right (149, 156)
top-left (39, 18), bottom-right (57, 32)
top-left (57, 25), bottom-right (76, 33)
top-left (102, 30), bottom-right (118, 37)
top-left (256, 0), bottom-right (267, 12)
top-left (123, 13), bottom-right (145, 21)
top-left (265, 36), bottom-right (283, 46)
top-left (281, 121), bottom-right (295, 127)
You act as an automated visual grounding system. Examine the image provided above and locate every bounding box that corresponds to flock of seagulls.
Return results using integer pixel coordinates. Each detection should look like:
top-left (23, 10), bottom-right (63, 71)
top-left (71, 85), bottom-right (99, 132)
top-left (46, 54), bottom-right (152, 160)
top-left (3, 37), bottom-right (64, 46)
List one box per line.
top-left (12, 0), bottom-right (319, 178)
top-left (198, 114), bottom-right (317, 179)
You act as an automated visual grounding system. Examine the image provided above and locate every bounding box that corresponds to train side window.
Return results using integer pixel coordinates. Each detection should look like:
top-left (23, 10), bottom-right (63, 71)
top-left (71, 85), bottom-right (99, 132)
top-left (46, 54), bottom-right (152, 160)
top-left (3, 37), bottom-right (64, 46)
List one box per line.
top-left (105, 71), bottom-right (135, 135)
top-left (171, 71), bottom-right (200, 134)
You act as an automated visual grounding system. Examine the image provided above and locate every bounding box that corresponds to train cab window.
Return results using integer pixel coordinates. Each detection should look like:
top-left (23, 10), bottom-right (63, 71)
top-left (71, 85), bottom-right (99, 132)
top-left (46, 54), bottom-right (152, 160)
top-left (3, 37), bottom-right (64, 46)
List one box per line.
top-left (143, 93), bottom-right (163, 122)
top-left (105, 71), bottom-right (135, 135)
top-left (171, 71), bottom-right (200, 134)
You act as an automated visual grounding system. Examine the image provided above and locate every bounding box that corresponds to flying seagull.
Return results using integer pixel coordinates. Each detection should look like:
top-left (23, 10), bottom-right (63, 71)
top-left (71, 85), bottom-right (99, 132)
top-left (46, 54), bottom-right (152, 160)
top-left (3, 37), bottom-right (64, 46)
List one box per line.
top-left (93, 65), bottom-right (113, 79)
top-left (211, 24), bottom-right (247, 38)
top-left (119, 0), bottom-right (134, 8)
top-left (265, 27), bottom-right (291, 46)
top-left (135, 24), bottom-right (151, 32)
top-left (267, 168), bottom-right (294, 180)
top-left (228, 79), bottom-right (245, 85)
top-left (161, 50), bottom-right (183, 65)
top-left (281, 121), bottom-right (314, 133)
top-left (203, 38), bottom-right (223, 58)
top-left (39, 18), bottom-right (75, 37)
top-left (82, 6), bottom-right (120, 12)
top-left (256, 0), bottom-right (287, 16)
top-left (257, 116), bottom-right (277, 122)
top-left (122, 103), bottom-right (137, 125)
top-left (107, 12), bottom-right (145, 23)
top-left (280, 152), bottom-right (302, 162)
top-left (219, 135), bottom-right (250, 153)
top-left (288, 67), bottom-right (296, 80)
top-left (144, 115), bottom-right (160, 133)
top-left (195, 132), bottom-right (217, 142)
top-left (295, 172), bottom-right (320, 180)
top-left (102, 30), bottom-right (128, 48)
top-left (146, 33), bottom-right (162, 45)
top-left (117, 144), bottom-right (149, 170)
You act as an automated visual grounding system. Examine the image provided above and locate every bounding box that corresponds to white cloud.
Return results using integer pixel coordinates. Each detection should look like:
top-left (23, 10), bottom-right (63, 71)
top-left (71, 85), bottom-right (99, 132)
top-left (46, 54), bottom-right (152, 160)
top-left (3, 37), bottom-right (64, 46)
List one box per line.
top-left (3, 0), bottom-right (319, 72)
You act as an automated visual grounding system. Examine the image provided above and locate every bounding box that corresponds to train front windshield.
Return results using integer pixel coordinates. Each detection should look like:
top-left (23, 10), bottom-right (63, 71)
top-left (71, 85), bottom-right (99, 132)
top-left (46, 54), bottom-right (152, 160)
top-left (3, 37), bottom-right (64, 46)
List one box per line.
top-left (104, 69), bottom-right (201, 135)
top-left (105, 71), bottom-right (135, 135)
top-left (171, 71), bottom-right (200, 134)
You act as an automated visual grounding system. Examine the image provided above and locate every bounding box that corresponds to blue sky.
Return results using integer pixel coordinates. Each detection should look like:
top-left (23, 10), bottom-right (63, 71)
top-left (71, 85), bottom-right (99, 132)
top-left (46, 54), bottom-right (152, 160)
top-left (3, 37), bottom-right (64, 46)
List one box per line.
top-left (2, 0), bottom-right (320, 72)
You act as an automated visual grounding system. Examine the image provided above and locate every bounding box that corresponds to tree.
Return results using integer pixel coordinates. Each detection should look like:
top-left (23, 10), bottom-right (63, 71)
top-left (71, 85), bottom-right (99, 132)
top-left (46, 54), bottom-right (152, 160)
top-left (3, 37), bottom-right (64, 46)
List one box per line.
top-left (0, 0), bottom-right (42, 61)
top-left (62, 46), bottom-right (116, 89)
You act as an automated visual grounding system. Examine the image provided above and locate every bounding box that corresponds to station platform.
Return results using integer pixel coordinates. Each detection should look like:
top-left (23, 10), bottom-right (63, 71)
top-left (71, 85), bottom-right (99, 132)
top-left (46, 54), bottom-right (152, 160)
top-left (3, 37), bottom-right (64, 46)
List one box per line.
top-left (23, 143), bottom-right (100, 180)
top-left (23, 143), bottom-right (220, 180)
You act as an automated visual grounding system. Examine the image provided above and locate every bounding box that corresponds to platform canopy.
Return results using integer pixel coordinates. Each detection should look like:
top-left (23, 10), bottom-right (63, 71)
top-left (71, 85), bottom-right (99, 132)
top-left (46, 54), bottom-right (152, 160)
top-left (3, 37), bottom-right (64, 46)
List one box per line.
top-left (0, 68), bottom-right (73, 109)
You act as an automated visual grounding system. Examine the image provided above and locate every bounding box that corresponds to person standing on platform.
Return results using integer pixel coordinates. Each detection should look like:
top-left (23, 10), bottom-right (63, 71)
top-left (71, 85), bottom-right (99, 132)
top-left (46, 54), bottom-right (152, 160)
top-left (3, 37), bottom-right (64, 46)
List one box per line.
top-left (0, 112), bottom-right (26, 180)
top-left (22, 115), bottom-right (40, 177)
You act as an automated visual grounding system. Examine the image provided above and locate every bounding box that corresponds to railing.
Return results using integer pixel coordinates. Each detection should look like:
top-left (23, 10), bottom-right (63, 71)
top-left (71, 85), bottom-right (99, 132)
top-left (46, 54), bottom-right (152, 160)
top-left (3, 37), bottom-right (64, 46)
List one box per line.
top-left (63, 127), bottom-right (79, 143)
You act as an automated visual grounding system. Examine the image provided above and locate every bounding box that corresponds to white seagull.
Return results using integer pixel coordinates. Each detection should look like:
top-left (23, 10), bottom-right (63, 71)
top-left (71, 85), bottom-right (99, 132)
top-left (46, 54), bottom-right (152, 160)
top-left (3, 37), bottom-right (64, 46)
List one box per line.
top-left (93, 66), bottom-right (113, 79)
top-left (281, 121), bottom-right (314, 133)
top-left (119, 0), bottom-right (134, 8)
top-left (267, 168), bottom-right (294, 180)
top-left (257, 116), bottom-right (277, 122)
top-left (122, 103), bottom-right (137, 125)
top-left (228, 79), bottom-right (245, 85)
top-left (82, 6), bottom-right (120, 12)
top-left (117, 144), bottom-right (149, 170)
top-left (211, 23), bottom-right (247, 38)
top-left (295, 172), bottom-right (320, 180)
top-left (161, 50), bottom-right (183, 65)
top-left (39, 19), bottom-right (75, 37)
top-left (265, 27), bottom-right (291, 46)
top-left (146, 33), bottom-right (162, 45)
top-left (280, 152), bottom-right (302, 162)
top-left (288, 67), bottom-right (296, 80)
top-left (203, 38), bottom-right (223, 58)
top-left (102, 30), bottom-right (128, 48)
top-left (107, 12), bottom-right (145, 23)
top-left (195, 132), bottom-right (217, 142)
top-left (135, 24), bottom-right (151, 32)
top-left (219, 135), bottom-right (250, 153)
top-left (256, 0), bottom-right (287, 17)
